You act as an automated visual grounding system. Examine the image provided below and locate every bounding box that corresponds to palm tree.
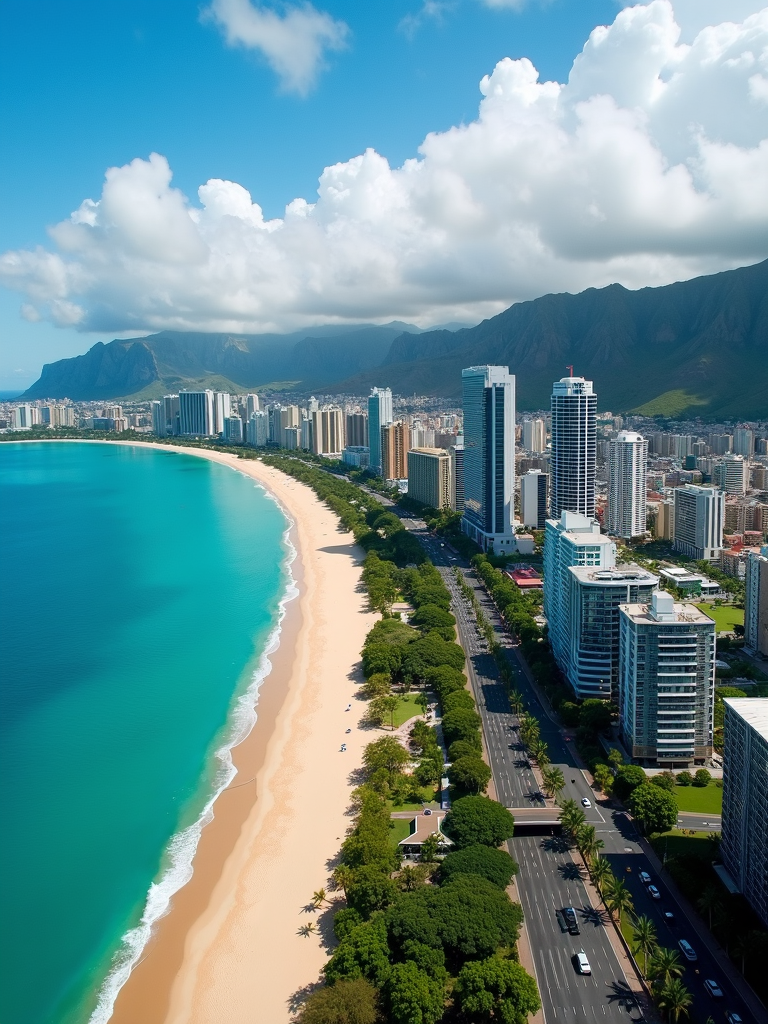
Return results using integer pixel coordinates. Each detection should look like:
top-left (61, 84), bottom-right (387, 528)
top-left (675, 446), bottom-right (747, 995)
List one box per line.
top-left (510, 691), bottom-right (525, 715)
top-left (541, 765), bottom-right (565, 800)
top-left (559, 799), bottom-right (586, 841)
top-left (632, 915), bottom-right (658, 976)
top-left (311, 888), bottom-right (329, 909)
top-left (332, 864), bottom-right (354, 897)
top-left (590, 856), bottom-right (614, 894)
top-left (531, 739), bottom-right (550, 767)
top-left (605, 879), bottom-right (634, 928)
top-left (648, 947), bottom-right (683, 989)
top-left (581, 834), bottom-right (605, 865)
top-left (696, 885), bottom-right (723, 930)
top-left (657, 978), bottom-right (692, 1022)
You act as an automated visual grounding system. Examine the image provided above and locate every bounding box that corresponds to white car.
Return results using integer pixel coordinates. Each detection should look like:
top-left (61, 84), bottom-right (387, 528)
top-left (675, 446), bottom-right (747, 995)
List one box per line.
top-left (704, 979), bottom-right (724, 999)
top-left (575, 951), bottom-right (591, 975)
top-left (648, 885), bottom-right (661, 900)
top-left (678, 939), bottom-right (697, 962)
top-left (581, 798), bottom-right (591, 808)
top-left (639, 871), bottom-right (652, 885)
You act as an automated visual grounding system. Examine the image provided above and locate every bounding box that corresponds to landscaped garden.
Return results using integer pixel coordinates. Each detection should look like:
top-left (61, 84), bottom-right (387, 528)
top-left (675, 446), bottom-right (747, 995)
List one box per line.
top-left (673, 782), bottom-right (723, 814)
top-left (695, 602), bottom-right (743, 632)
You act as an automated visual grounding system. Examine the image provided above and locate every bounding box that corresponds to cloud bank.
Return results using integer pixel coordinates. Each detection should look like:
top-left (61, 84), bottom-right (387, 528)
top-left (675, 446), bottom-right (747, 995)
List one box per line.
top-left (203, 0), bottom-right (349, 95)
top-left (2, 1), bottom-right (767, 335)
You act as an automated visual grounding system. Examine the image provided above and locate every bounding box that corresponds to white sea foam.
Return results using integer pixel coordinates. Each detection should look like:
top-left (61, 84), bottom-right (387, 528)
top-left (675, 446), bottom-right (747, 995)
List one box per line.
top-left (88, 487), bottom-right (298, 1024)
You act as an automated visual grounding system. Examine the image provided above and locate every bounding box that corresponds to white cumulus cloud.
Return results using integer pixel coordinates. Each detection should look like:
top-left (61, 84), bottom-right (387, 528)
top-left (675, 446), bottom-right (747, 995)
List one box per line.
top-left (203, 0), bottom-right (349, 95)
top-left (2, 1), bottom-right (767, 335)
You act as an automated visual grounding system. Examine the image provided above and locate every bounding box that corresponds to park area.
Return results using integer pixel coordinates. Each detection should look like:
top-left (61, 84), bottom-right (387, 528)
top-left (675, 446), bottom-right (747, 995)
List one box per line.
top-left (673, 783), bottom-right (723, 814)
top-left (695, 603), bottom-right (743, 632)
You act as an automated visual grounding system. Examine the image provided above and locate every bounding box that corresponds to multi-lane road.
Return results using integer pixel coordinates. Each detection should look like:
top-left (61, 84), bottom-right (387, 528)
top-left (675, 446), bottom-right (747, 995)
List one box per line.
top-left (392, 511), bottom-right (760, 1024)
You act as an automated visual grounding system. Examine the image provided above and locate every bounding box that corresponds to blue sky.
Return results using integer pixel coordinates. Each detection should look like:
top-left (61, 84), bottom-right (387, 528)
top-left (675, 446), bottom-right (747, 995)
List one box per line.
top-left (1, 0), bottom-right (766, 390)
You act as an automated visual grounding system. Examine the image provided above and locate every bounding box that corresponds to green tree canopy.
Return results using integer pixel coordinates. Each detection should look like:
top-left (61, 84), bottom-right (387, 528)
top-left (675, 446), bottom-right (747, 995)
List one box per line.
top-left (455, 955), bottom-right (541, 1024)
top-left (651, 772), bottom-right (677, 792)
top-left (629, 783), bottom-right (678, 835)
top-left (411, 603), bottom-right (456, 634)
top-left (324, 914), bottom-right (392, 987)
top-left (424, 665), bottom-right (467, 701)
top-left (693, 768), bottom-right (712, 787)
top-left (402, 635), bottom-right (466, 681)
top-left (385, 961), bottom-right (445, 1024)
top-left (442, 689), bottom-right (476, 714)
top-left (441, 707), bottom-right (483, 747)
top-left (448, 737), bottom-right (483, 760)
top-left (442, 796), bottom-right (515, 849)
top-left (579, 699), bottom-right (612, 735)
top-left (363, 737), bottom-right (410, 781)
top-left (295, 978), bottom-right (380, 1024)
top-left (440, 845), bottom-right (519, 889)
top-left (387, 874), bottom-right (523, 966)
top-left (613, 763), bottom-right (647, 800)
top-left (346, 864), bottom-right (400, 918)
top-left (449, 755), bottom-right (492, 794)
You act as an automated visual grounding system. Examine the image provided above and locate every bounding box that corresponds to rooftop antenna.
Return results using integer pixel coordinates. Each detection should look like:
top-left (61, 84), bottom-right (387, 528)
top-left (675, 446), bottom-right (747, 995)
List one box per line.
top-left (566, 365), bottom-right (574, 377)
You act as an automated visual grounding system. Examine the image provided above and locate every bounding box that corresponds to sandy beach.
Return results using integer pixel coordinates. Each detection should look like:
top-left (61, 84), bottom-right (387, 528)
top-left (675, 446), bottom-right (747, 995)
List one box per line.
top-left (102, 444), bottom-right (378, 1024)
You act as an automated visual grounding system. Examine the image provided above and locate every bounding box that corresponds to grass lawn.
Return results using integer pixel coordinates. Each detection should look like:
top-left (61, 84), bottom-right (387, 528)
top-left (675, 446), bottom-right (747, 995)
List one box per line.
top-left (651, 830), bottom-right (716, 862)
top-left (387, 786), bottom-right (440, 812)
top-left (695, 603), bottom-right (744, 632)
top-left (674, 783), bottom-right (723, 814)
top-left (392, 693), bottom-right (425, 728)
top-left (389, 818), bottom-right (413, 848)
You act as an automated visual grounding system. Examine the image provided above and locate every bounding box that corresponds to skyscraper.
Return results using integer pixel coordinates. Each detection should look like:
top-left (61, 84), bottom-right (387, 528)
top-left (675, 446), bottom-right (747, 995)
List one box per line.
top-left (345, 412), bottom-right (369, 447)
top-left (619, 592), bottom-right (715, 767)
top-left (520, 470), bottom-right (548, 529)
top-left (550, 375), bottom-right (597, 519)
top-left (246, 410), bottom-right (269, 446)
top-left (714, 454), bottom-right (749, 495)
top-left (179, 390), bottom-right (215, 436)
top-left (733, 428), bottom-right (754, 458)
top-left (673, 485), bottom-right (724, 560)
top-left (311, 407), bottom-right (345, 457)
top-left (721, 699), bottom-right (768, 928)
top-left (380, 421), bottom-right (410, 480)
top-left (408, 448), bottom-right (452, 509)
top-left (246, 394), bottom-right (260, 418)
top-left (744, 550), bottom-right (768, 657)
top-left (451, 439), bottom-right (465, 514)
top-left (607, 431), bottom-right (648, 539)
top-left (367, 387), bottom-right (393, 475)
top-left (213, 392), bottom-right (231, 435)
top-left (461, 365), bottom-right (516, 551)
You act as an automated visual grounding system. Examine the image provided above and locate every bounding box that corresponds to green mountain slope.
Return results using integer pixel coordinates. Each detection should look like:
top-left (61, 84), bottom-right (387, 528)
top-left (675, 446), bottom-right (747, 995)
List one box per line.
top-left (332, 259), bottom-right (768, 417)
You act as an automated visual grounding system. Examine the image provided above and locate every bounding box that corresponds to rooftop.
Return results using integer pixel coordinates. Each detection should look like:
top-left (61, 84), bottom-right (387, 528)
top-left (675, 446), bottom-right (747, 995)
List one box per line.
top-left (723, 698), bottom-right (768, 744)
top-left (569, 564), bottom-right (657, 585)
top-left (619, 597), bottom-right (715, 627)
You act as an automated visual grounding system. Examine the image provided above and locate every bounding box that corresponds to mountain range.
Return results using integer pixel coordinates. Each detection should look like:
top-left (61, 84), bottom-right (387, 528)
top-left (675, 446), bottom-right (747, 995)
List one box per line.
top-left (23, 259), bottom-right (768, 418)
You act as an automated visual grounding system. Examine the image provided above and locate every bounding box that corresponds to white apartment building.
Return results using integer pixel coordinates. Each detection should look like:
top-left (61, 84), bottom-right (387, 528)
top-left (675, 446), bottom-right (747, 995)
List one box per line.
top-left (714, 454), bottom-right (749, 496)
top-left (732, 428), bottom-right (755, 458)
top-left (567, 566), bottom-right (658, 700)
top-left (673, 484), bottom-right (724, 561)
top-left (721, 699), bottom-right (768, 928)
top-left (543, 511), bottom-right (616, 677)
top-left (461, 365), bottom-right (517, 551)
top-left (618, 592), bottom-right (715, 767)
top-left (312, 407), bottom-right (345, 457)
top-left (607, 431), bottom-right (648, 539)
top-left (521, 418), bottom-right (547, 454)
top-left (521, 469), bottom-right (548, 529)
top-left (550, 376), bottom-right (597, 520)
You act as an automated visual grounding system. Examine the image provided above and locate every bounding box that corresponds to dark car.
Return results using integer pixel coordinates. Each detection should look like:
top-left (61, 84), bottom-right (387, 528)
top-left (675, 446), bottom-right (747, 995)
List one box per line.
top-left (663, 910), bottom-right (675, 923)
top-left (562, 906), bottom-right (580, 935)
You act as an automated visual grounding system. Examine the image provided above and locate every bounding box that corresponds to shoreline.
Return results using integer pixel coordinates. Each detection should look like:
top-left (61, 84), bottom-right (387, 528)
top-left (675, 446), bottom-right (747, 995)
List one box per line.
top-left (78, 442), bottom-right (376, 1023)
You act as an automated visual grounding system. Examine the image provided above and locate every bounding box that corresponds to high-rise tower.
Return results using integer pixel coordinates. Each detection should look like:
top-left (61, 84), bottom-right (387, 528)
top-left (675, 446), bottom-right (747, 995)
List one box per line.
top-left (367, 387), bottom-right (393, 475)
top-left (550, 375), bottom-right (596, 519)
top-left (607, 431), bottom-right (648, 539)
top-left (461, 365), bottom-right (516, 551)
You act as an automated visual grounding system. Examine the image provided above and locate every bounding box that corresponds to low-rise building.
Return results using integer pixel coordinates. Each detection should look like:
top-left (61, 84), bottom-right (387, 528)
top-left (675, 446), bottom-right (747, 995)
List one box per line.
top-left (658, 566), bottom-right (722, 598)
top-left (342, 446), bottom-right (370, 468)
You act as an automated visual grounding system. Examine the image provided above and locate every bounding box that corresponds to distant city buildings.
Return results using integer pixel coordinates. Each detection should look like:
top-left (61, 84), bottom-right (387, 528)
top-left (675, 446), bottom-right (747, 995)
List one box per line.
top-left (550, 375), bottom-right (597, 520)
top-left (673, 484), bottom-right (725, 560)
top-left (381, 421), bottom-right (410, 481)
top-left (342, 446), bottom-right (370, 468)
top-left (179, 390), bottom-right (215, 436)
top-left (720, 699), bottom-right (768, 928)
top-left (367, 387), bottom-right (393, 476)
top-left (607, 431), bottom-right (648, 539)
top-left (461, 365), bottom-right (516, 551)
top-left (407, 447), bottom-right (452, 509)
top-left (311, 407), bottom-right (345, 458)
top-left (618, 592), bottom-right (715, 767)
top-left (521, 469), bottom-right (548, 529)
top-left (521, 417), bottom-right (547, 454)
top-left (247, 410), bottom-right (269, 447)
top-left (714, 453), bottom-right (749, 495)
top-left (744, 550), bottom-right (768, 657)
top-left (345, 412), bottom-right (369, 448)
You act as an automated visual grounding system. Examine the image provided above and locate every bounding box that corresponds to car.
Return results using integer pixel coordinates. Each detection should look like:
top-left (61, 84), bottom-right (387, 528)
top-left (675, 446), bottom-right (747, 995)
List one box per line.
top-left (678, 939), bottom-right (697, 961)
top-left (725, 1012), bottom-right (744, 1024)
top-left (575, 951), bottom-right (591, 975)
top-left (704, 979), bottom-right (724, 999)
top-left (648, 885), bottom-right (661, 900)
top-left (663, 911), bottom-right (675, 923)
top-left (423, 808), bottom-right (433, 815)
top-left (581, 797), bottom-right (591, 808)
top-left (562, 906), bottom-right (580, 935)
top-left (639, 871), bottom-right (652, 885)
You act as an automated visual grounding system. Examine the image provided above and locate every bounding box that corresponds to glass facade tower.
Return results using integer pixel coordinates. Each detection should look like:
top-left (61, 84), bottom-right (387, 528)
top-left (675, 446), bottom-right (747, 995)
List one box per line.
top-left (367, 387), bottom-right (393, 476)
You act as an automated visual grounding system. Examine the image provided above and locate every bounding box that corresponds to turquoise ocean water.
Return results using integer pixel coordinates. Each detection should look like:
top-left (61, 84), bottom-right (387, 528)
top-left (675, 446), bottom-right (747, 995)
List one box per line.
top-left (0, 442), bottom-right (292, 1024)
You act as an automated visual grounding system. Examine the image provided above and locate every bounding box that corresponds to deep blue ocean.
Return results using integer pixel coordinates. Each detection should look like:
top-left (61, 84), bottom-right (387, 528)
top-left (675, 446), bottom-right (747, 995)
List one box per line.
top-left (0, 442), bottom-right (291, 1024)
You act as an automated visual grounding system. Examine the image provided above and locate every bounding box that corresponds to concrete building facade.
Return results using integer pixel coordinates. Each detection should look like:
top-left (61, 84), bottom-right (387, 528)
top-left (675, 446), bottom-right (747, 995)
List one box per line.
top-left (381, 421), bottom-right (410, 480)
top-left (311, 407), bottom-right (345, 457)
top-left (521, 469), bottom-right (549, 529)
top-left (720, 699), bottom-right (768, 928)
top-left (618, 592), bottom-right (715, 766)
top-left (607, 431), bottom-right (648, 539)
top-left (673, 485), bottom-right (725, 561)
top-left (407, 447), bottom-right (452, 509)
top-left (522, 417), bottom-right (547, 454)
top-left (744, 550), bottom-right (768, 657)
